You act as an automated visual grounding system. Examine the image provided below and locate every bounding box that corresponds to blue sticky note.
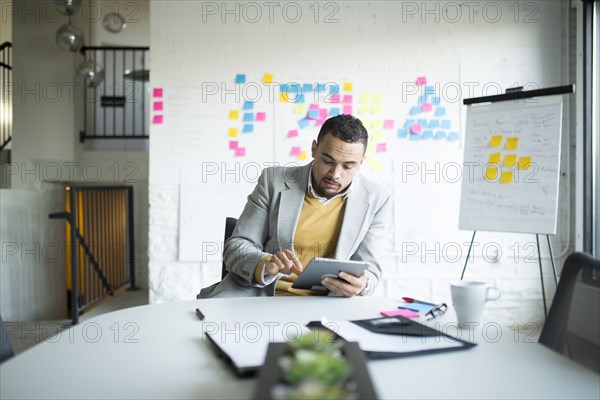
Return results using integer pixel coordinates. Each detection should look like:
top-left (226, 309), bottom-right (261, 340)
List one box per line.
top-left (435, 131), bottom-right (447, 140)
top-left (418, 119), bottom-right (428, 126)
top-left (243, 101), bottom-right (254, 110)
top-left (302, 83), bottom-right (313, 92)
top-left (422, 130), bottom-right (433, 139)
top-left (288, 83), bottom-right (301, 93)
top-left (242, 124), bottom-right (253, 133)
top-left (329, 84), bottom-right (340, 94)
top-left (447, 131), bottom-right (460, 141)
top-left (280, 83), bottom-right (289, 92)
top-left (409, 133), bottom-right (421, 141)
top-left (404, 119), bottom-right (415, 129)
top-left (243, 112), bottom-right (254, 122)
top-left (425, 85), bottom-right (435, 94)
top-left (428, 120), bottom-right (440, 128)
top-left (307, 109), bottom-right (319, 119)
top-left (410, 106), bottom-right (421, 115)
top-left (399, 302), bottom-right (434, 313)
top-left (298, 118), bottom-right (309, 129)
top-left (435, 107), bottom-right (446, 117)
top-left (418, 95), bottom-right (426, 104)
top-left (294, 94), bottom-right (305, 104)
top-left (397, 129), bottom-right (408, 138)
top-left (431, 96), bottom-right (441, 105)
top-left (316, 83), bottom-right (326, 92)
top-left (235, 74), bottom-right (246, 84)
top-left (441, 120), bottom-right (451, 129)
top-left (330, 107), bottom-right (341, 116)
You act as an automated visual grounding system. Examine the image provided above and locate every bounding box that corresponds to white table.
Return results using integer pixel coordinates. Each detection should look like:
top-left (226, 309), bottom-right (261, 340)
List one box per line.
top-left (1, 297), bottom-right (598, 399)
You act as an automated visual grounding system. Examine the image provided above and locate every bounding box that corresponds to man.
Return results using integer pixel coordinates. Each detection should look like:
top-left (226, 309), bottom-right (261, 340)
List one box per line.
top-left (198, 114), bottom-right (391, 298)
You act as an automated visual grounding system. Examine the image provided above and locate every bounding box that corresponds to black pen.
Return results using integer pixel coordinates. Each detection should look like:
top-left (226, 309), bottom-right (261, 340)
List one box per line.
top-left (195, 308), bottom-right (205, 320)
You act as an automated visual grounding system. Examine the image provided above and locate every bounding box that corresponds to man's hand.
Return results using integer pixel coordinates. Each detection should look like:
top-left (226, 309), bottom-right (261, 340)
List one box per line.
top-left (265, 249), bottom-right (303, 276)
top-left (322, 272), bottom-right (367, 297)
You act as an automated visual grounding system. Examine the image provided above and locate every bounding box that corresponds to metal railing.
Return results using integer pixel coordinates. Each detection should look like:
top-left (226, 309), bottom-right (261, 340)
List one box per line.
top-left (0, 42), bottom-right (12, 150)
top-left (50, 185), bottom-right (137, 324)
top-left (79, 46), bottom-right (150, 141)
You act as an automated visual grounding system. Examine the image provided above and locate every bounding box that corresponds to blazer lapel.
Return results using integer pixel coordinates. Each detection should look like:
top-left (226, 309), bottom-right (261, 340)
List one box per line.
top-left (336, 174), bottom-right (369, 260)
top-left (277, 163), bottom-right (311, 252)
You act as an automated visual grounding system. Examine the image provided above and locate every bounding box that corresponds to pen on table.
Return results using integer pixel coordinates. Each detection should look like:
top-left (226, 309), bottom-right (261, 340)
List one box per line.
top-left (401, 297), bottom-right (437, 307)
top-left (195, 308), bottom-right (205, 321)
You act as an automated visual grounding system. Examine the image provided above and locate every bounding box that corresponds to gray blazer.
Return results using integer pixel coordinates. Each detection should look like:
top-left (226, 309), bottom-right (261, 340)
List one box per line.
top-left (197, 162), bottom-right (392, 298)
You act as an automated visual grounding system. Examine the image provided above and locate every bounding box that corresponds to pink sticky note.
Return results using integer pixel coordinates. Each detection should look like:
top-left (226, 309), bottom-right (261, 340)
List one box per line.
top-left (410, 124), bottom-right (423, 134)
top-left (422, 102), bottom-right (432, 112)
top-left (384, 119), bottom-right (394, 129)
top-left (256, 112), bottom-right (266, 121)
top-left (287, 129), bottom-right (299, 138)
top-left (416, 76), bottom-right (427, 86)
top-left (376, 143), bottom-right (387, 153)
top-left (380, 309), bottom-right (419, 318)
top-left (316, 118), bottom-right (327, 126)
top-left (152, 115), bottom-right (163, 124)
top-left (343, 95), bottom-right (353, 104)
top-left (290, 146), bottom-right (302, 157)
top-left (153, 88), bottom-right (163, 98)
top-left (330, 94), bottom-right (340, 103)
top-left (234, 147), bottom-right (246, 157)
top-left (153, 101), bottom-right (163, 111)
top-left (343, 105), bottom-right (353, 114)
top-left (309, 103), bottom-right (319, 110)
top-left (319, 109), bottom-right (328, 118)
top-left (229, 140), bottom-right (238, 150)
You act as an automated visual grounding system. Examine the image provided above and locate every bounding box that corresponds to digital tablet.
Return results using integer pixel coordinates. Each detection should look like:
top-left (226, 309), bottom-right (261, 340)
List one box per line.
top-left (291, 257), bottom-right (369, 291)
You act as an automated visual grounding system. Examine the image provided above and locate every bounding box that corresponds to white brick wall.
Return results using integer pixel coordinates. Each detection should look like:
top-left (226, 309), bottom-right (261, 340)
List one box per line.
top-left (149, 1), bottom-right (573, 325)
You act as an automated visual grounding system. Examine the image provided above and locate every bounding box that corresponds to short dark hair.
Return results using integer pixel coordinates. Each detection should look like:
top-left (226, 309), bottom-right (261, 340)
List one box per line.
top-left (317, 114), bottom-right (368, 150)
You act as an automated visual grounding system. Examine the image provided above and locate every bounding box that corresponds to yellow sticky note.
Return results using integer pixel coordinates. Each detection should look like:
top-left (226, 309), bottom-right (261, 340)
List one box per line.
top-left (371, 160), bottom-right (383, 172)
top-left (372, 105), bottom-right (382, 115)
top-left (361, 118), bottom-right (371, 128)
top-left (506, 137), bottom-right (519, 150)
top-left (500, 171), bottom-right (513, 184)
top-left (485, 167), bottom-right (498, 180)
top-left (228, 128), bottom-right (238, 137)
top-left (359, 94), bottom-right (370, 104)
top-left (489, 152), bottom-right (501, 164)
top-left (372, 93), bottom-right (382, 103)
top-left (490, 135), bottom-right (503, 147)
top-left (359, 105), bottom-right (370, 115)
top-left (503, 154), bottom-right (517, 167)
top-left (372, 131), bottom-right (383, 141)
top-left (294, 104), bottom-right (306, 115)
top-left (229, 110), bottom-right (239, 120)
top-left (297, 151), bottom-right (307, 161)
top-left (372, 120), bottom-right (383, 129)
top-left (343, 82), bottom-right (353, 92)
top-left (518, 156), bottom-right (532, 170)
top-left (262, 73), bottom-right (273, 83)
top-left (367, 142), bottom-right (376, 153)
top-left (279, 92), bottom-right (289, 103)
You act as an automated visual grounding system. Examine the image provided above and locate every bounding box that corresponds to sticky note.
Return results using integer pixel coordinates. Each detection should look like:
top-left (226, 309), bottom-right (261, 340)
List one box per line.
top-left (362, 119), bottom-right (371, 128)
top-left (384, 120), bottom-right (394, 129)
top-left (441, 120), bottom-right (451, 129)
top-left (242, 124), bottom-right (253, 133)
top-left (152, 115), bottom-right (163, 124)
top-left (503, 154), bottom-right (517, 167)
top-left (485, 167), bottom-right (498, 180)
top-left (372, 93), bottom-right (382, 103)
top-left (280, 83), bottom-right (289, 92)
top-left (506, 137), bottom-right (519, 150)
top-left (309, 103), bottom-right (319, 110)
top-left (518, 156), bottom-right (532, 170)
top-left (329, 84), bottom-right (340, 94)
top-left (490, 135), bottom-right (503, 147)
top-left (287, 129), bottom-right (299, 138)
top-left (429, 120), bottom-right (440, 128)
top-left (228, 128), bottom-right (238, 137)
top-left (297, 151), bottom-right (307, 161)
top-left (330, 94), bottom-right (341, 103)
top-left (319, 109), bottom-right (328, 118)
top-left (418, 96), bottom-right (426, 104)
top-left (404, 119), bottom-right (415, 129)
top-left (500, 170), bottom-right (514, 184)
top-left (381, 309), bottom-right (419, 318)
top-left (290, 146), bottom-right (302, 157)
top-left (422, 103), bottom-right (433, 112)
top-left (434, 131), bottom-right (446, 140)
top-left (409, 133), bottom-right (421, 141)
top-left (243, 101), bottom-right (254, 110)
top-left (343, 82), bottom-right (353, 92)
top-left (152, 88), bottom-right (163, 98)
top-left (315, 83), bottom-right (326, 92)
top-left (431, 96), bottom-right (441, 105)
top-left (316, 118), bottom-right (327, 126)
top-left (435, 107), bottom-right (446, 117)
top-left (359, 105), bottom-right (370, 115)
top-left (294, 104), bottom-right (306, 115)
top-left (279, 93), bottom-right (289, 103)
top-left (371, 105), bottom-right (382, 115)
top-left (243, 113), bottom-right (254, 122)
top-left (416, 76), bottom-right (427, 86)
top-left (302, 83), bottom-right (313, 92)
top-left (153, 101), bottom-right (163, 111)
top-left (399, 302), bottom-right (434, 313)
top-left (376, 143), bottom-right (387, 153)
top-left (288, 83), bottom-right (301, 93)
top-left (359, 93), bottom-right (369, 104)
top-left (418, 119), bottom-right (428, 127)
top-left (425, 85), bottom-right (435, 94)
top-left (307, 109), bottom-right (319, 119)
top-left (372, 120), bottom-right (383, 129)
top-left (447, 132), bottom-right (459, 141)
top-left (410, 106), bottom-right (421, 115)
top-left (330, 107), bottom-right (341, 116)
top-left (422, 130), bottom-right (433, 139)
top-left (234, 147), bottom-right (246, 157)
top-left (343, 105), bottom-right (353, 114)
top-left (255, 112), bottom-right (266, 122)
top-left (235, 74), bottom-right (246, 84)
top-left (262, 73), bottom-right (273, 83)
top-left (372, 131), bottom-right (383, 141)
top-left (410, 124), bottom-right (423, 134)
top-left (294, 94), bottom-right (305, 104)
top-left (489, 152), bottom-right (501, 164)
top-left (298, 118), bottom-right (309, 129)
top-left (397, 129), bottom-right (408, 138)
top-left (229, 140), bottom-right (238, 150)
top-left (229, 110), bottom-right (239, 120)
top-left (343, 95), bottom-right (353, 104)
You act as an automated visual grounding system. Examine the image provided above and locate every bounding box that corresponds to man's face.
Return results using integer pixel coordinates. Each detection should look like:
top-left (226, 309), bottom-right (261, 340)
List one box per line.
top-left (310, 133), bottom-right (365, 199)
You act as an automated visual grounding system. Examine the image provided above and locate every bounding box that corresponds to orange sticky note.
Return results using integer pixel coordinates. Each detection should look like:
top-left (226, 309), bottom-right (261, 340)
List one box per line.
top-left (490, 135), bottom-right (503, 147)
top-left (506, 137), bottom-right (519, 150)
top-left (489, 152), bottom-right (501, 164)
top-left (485, 166), bottom-right (498, 180)
top-left (500, 171), bottom-right (513, 183)
top-left (228, 128), bottom-right (238, 137)
top-left (343, 82), bottom-right (353, 92)
top-left (229, 110), bottom-right (239, 120)
top-left (503, 154), bottom-right (517, 167)
top-left (518, 156), bottom-right (532, 170)
top-left (262, 73), bottom-right (273, 83)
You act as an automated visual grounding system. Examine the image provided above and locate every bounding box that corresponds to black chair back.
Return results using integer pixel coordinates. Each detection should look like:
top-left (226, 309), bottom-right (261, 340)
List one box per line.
top-left (222, 217), bottom-right (238, 279)
top-left (0, 313), bottom-right (14, 363)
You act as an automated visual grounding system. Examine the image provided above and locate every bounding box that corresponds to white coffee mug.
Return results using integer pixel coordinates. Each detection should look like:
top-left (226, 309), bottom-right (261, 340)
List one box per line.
top-left (450, 281), bottom-right (500, 328)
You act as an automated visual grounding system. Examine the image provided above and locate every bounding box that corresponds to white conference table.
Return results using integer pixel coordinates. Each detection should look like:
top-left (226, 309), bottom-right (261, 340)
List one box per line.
top-left (1, 296), bottom-right (599, 399)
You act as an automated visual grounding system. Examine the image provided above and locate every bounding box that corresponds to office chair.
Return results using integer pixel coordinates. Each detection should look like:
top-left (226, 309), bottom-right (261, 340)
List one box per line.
top-left (221, 217), bottom-right (238, 280)
top-left (538, 251), bottom-right (600, 371)
top-left (0, 313), bottom-right (14, 364)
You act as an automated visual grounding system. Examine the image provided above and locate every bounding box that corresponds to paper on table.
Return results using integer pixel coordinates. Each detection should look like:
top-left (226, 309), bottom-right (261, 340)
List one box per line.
top-left (331, 321), bottom-right (463, 353)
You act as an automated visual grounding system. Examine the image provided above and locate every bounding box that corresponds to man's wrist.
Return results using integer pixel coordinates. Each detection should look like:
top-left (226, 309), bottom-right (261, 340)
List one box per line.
top-left (359, 276), bottom-right (370, 296)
